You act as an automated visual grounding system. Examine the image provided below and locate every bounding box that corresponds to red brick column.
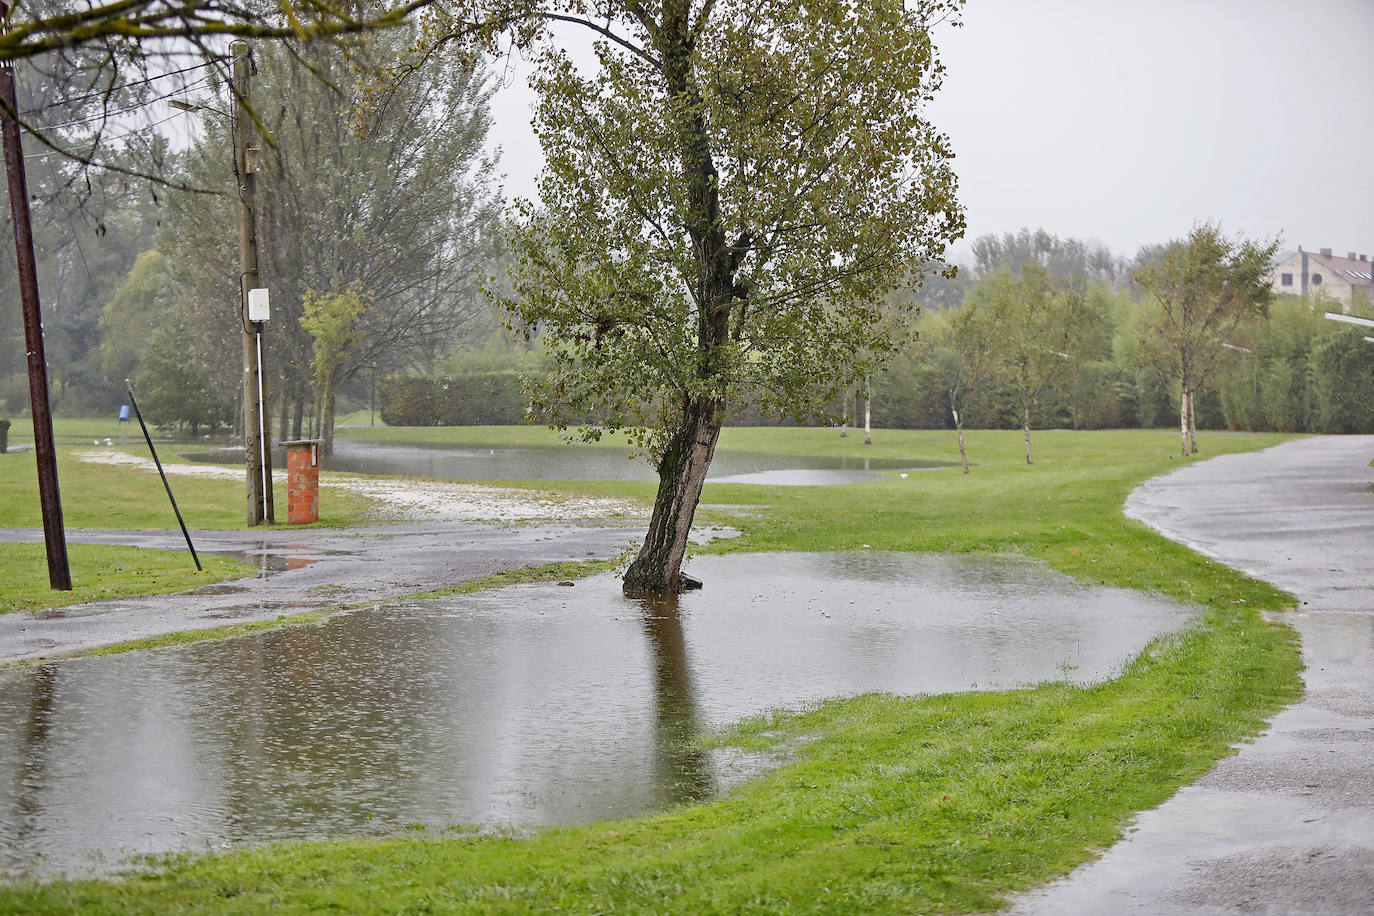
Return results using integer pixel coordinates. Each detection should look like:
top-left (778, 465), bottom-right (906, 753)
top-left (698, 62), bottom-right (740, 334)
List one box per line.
top-left (285, 440), bottom-right (319, 524)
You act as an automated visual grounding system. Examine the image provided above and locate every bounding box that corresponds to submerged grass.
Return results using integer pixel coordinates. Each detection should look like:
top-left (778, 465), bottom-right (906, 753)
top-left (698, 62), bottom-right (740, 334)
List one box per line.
top-left (0, 427), bottom-right (1306, 912)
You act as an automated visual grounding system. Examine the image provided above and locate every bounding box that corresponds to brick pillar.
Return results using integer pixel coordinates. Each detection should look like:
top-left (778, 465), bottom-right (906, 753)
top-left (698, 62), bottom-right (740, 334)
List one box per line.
top-left (284, 440), bottom-right (320, 525)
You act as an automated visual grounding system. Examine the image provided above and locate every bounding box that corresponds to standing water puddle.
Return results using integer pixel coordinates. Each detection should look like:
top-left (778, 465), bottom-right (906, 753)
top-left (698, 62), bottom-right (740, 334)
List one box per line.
top-left (0, 552), bottom-right (1194, 880)
top-left (184, 439), bottom-right (951, 485)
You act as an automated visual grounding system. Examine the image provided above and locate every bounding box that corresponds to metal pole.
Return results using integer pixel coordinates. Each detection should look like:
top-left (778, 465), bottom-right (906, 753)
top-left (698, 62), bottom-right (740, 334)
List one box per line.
top-left (125, 381), bottom-right (202, 571)
top-left (256, 330), bottom-right (268, 513)
top-left (233, 40), bottom-right (272, 524)
top-left (0, 13), bottom-right (71, 591)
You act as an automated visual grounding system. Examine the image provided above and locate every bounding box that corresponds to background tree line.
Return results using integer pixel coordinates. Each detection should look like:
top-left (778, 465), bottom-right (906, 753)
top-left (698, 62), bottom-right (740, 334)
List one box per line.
top-left (387, 225), bottom-right (1374, 443)
top-left (0, 26), bottom-right (503, 453)
top-left (7, 120), bottom-right (1372, 448)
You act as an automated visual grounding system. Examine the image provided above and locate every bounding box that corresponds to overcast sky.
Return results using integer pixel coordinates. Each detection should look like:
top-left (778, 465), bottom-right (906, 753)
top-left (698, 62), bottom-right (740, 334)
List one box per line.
top-left (486, 0), bottom-right (1374, 265)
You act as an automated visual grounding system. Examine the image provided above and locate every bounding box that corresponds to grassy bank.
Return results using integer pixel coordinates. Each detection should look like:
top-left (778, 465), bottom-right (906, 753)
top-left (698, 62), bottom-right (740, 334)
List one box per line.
top-left (2, 543), bottom-right (251, 614)
top-left (0, 427), bottom-right (1305, 912)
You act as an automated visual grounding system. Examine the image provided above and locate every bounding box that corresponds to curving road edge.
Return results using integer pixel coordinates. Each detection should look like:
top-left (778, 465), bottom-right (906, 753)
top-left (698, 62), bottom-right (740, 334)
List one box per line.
top-left (1009, 435), bottom-right (1374, 915)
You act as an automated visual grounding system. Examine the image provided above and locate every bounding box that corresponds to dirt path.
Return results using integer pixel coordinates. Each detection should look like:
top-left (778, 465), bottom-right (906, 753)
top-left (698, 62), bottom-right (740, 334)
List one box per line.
top-left (1009, 435), bottom-right (1374, 915)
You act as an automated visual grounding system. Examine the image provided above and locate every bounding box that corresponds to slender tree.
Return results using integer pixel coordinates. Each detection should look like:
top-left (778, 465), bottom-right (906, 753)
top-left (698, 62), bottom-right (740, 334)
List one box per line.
top-left (467, 0), bottom-right (963, 593)
top-left (300, 284), bottom-right (372, 457)
top-left (1132, 224), bottom-right (1278, 457)
top-left (972, 264), bottom-right (1085, 465)
top-left (928, 304), bottom-right (998, 474)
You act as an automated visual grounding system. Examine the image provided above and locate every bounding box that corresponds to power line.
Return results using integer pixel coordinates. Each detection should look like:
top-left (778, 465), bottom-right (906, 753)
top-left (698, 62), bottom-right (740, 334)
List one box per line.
top-left (21, 57), bottom-right (226, 117)
top-left (23, 108), bottom-right (189, 162)
top-left (29, 72), bottom-right (215, 132)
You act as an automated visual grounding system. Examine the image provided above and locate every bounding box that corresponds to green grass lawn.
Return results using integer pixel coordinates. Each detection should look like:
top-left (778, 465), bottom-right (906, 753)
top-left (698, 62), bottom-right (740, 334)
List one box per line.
top-left (0, 419), bottom-right (379, 614)
top-left (1, 543), bottom-right (251, 614)
top-left (0, 424), bottom-right (1306, 912)
top-left (0, 433), bottom-right (379, 532)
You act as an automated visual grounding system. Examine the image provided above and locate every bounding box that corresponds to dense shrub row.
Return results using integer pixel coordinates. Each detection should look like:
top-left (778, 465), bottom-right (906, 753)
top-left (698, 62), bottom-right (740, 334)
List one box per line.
top-left (380, 374), bottom-right (527, 426)
top-left (383, 298), bottom-right (1374, 435)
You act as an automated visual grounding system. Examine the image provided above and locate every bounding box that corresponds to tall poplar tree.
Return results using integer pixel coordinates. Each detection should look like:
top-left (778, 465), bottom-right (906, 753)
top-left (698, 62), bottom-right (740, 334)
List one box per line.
top-left (447, 0), bottom-right (965, 593)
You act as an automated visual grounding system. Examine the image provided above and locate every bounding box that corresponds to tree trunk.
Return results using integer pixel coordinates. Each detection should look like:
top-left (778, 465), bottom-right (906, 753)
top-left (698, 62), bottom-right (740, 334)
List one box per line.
top-left (319, 383), bottom-right (336, 460)
top-left (1187, 388), bottom-right (1198, 455)
top-left (840, 387), bottom-right (849, 437)
top-left (291, 397), bottom-right (304, 440)
top-left (952, 405), bottom-right (969, 474)
top-left (863, 375), bottom-right (872, 445)
top-left (1023, 402), bottom-right (1033, 465)
top-left (622, 396), bottom-right (725, 595)
top-left (623, 8), bottom-right (733, 595)
top-left (1179, 382), bottom-right (1189, 458)
top-left (278, 392), bottom-right (290, 442)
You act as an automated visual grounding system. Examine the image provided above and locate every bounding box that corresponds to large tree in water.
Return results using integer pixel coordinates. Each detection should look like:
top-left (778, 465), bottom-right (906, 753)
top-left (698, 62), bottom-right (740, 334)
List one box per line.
top-left (455, 0), bottom-right (964, 593)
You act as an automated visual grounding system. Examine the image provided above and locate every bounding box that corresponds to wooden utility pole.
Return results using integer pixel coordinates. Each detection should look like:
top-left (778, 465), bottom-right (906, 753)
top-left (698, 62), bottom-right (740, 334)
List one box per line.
top-left (0, 9), bottom-right (71, 590)
top-left (232, 40), bottom-right (273, 525)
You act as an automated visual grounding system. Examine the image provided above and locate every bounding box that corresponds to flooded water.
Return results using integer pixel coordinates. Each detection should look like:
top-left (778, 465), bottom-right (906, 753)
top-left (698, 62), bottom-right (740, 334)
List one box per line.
top-left (184, 439), bottom-right (949, 485)
top-left (0, 552), bottom-right (1195, 880)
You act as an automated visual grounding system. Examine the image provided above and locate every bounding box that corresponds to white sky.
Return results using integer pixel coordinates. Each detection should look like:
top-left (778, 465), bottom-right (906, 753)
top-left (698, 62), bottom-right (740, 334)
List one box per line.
top-left (485, 0), bottom-right (1374, 265)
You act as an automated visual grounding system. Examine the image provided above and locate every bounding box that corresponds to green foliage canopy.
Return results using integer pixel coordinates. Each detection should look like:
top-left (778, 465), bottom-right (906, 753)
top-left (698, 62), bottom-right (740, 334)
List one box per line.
top-left (486, 0), bottom-right (964, 453)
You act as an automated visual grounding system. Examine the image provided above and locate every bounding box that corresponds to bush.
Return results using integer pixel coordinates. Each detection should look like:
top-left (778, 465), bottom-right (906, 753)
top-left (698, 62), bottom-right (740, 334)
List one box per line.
top-left (380, 373), bottom-right (528, 426)
top-left (1308, 331), bottom-right (1374, 433)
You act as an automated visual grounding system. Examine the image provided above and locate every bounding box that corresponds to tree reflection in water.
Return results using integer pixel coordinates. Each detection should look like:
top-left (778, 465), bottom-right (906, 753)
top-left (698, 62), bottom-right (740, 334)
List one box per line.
top-left (637, 594), bottom-right (715, 805)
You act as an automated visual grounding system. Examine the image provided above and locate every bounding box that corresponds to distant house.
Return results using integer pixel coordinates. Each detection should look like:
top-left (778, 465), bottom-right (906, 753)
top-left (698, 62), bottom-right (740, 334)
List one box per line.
top-left (1269, 247), bottom-right (1374, 310)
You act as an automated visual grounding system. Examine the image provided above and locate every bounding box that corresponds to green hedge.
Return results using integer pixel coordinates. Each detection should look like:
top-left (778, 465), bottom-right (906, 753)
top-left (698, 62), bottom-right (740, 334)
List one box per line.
top-left (380, 374), bottom-right (528, 426)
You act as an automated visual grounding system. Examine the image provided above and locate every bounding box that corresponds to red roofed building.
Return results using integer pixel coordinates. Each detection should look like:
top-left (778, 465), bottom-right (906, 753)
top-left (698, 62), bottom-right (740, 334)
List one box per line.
top-left (1269, 246), bottom-right (1374, 311)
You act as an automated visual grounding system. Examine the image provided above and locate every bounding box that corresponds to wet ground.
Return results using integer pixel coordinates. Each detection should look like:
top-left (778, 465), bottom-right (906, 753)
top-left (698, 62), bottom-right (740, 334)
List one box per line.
top-left (0, 521), bottom-right (642, 665)
top-left (185, 439), bottom-right (951, 486)
top-left (0, 551), bottom-right (1197, 881)
top-left (1009, 435), bottom-right (1374, 916)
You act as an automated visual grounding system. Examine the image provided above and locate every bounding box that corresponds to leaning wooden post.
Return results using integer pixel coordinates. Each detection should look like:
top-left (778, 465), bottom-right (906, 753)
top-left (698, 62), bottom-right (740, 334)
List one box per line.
top-left (0, 13), bottom-right (71, 590)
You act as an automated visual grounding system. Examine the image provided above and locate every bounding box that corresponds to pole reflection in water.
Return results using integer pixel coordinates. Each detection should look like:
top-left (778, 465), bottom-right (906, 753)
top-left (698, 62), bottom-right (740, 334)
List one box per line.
top-left (3, 665), bottom-right (55, 872)
top-left (636, 594), bottom-right (714, 806)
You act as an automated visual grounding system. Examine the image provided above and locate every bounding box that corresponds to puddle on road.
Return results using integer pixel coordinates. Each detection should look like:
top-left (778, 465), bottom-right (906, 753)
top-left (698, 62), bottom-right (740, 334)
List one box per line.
top-left (0, 552), bottom-right (1195, 880)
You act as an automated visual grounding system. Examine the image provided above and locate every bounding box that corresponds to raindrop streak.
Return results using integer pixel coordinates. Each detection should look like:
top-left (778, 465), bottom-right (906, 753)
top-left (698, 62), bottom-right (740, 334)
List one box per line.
top-left (0, 552), bottom-right (1194, 880)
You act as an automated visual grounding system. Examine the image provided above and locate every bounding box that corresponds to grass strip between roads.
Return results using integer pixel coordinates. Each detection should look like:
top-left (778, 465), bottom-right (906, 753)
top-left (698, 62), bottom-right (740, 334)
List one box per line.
top-left (0, 426), bottom-right (1304, 913)
top-left (6, 561), bottom-right (615, 665)
top-left (2, 543), bottom-right (251, 615)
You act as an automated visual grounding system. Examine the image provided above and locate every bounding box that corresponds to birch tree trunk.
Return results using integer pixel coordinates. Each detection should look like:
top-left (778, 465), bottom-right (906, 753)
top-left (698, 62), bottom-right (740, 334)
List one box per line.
top-left (1023, 403), bottom-right (1034, 465)
top-left (863, 375), bottom-right (872, 445)
top-left (840, 388), bottom-right (849, 437)
top-left (952, 405), bottom-right (969, 474)
top-left (1187, 389), bottom-right (1198, 454)
top-left (1179, 382), bottom-right (1190, 458)
top-left (320, 386), bottom-right (336, 459)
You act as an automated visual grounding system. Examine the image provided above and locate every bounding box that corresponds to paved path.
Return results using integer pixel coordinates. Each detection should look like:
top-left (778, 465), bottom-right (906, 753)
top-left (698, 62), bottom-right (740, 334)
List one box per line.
top-left (0, 521), bottom-right (641, 665)
top-left (1010, 436), bottom-right (1374, 915)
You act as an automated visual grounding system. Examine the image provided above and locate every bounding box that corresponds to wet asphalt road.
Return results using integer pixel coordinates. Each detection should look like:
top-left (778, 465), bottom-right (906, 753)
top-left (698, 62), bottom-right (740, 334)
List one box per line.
top-left (1010, 435), bottom-right (1374, 916)
top-left (0, 521), bottom-right (641, 665)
